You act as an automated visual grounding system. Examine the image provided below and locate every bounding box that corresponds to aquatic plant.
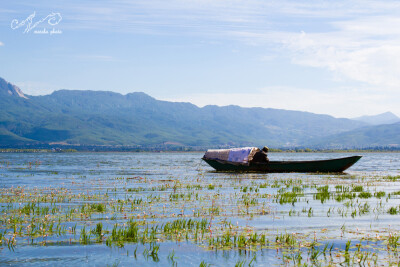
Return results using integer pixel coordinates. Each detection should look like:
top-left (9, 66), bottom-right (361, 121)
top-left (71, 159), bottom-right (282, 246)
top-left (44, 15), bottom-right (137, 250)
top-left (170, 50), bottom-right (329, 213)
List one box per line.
top-left (385, 175), bottom-right (400, 181)
top-left (352, 185), bottom-right (364, 192)
top-left (374, 191), bottom-right (386, 198)
top-left (315, 185), bottom-right (330, 203)
top-left (199, 260), bottom-right (211, 267)
top-left (388, 206), bottom-right (399, 215)
top-left (358, 192), bottom-right (372, 199)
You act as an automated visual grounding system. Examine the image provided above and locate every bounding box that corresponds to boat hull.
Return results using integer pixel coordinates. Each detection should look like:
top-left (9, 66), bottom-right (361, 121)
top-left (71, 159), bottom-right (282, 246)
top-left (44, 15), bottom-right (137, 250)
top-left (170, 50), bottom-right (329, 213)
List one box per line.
top-left (202, 156), bottom-right (362, 173)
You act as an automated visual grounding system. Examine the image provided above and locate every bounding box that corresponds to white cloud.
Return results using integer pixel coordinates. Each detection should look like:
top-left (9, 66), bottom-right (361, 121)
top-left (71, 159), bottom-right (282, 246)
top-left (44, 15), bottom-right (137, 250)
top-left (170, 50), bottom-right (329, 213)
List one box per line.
top-left (282, 16), bottom-right (400, 89)
top-left (55, 0), bottom-right (400, 35)
top-left (0, 41), bottom-right (4, 46)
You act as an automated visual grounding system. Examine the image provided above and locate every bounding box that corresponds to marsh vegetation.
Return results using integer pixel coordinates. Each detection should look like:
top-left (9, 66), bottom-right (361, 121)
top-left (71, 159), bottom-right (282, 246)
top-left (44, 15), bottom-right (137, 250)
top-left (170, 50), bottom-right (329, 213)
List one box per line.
top-left (0, 152), bottom-right (399, 266)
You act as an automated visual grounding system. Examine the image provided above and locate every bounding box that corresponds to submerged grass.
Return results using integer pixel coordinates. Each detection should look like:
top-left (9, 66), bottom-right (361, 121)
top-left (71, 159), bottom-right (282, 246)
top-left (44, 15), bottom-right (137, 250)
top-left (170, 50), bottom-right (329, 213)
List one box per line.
top-left (0, 156), bottom-right (400, 266)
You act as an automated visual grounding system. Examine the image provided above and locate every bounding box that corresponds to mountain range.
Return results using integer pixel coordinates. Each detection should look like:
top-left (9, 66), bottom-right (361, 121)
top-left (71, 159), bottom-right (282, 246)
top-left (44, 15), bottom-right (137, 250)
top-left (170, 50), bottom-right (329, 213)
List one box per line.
top-left (0, 77), bottom-right (399, 149)
top-left (353, 112), bottom-right (400, 125)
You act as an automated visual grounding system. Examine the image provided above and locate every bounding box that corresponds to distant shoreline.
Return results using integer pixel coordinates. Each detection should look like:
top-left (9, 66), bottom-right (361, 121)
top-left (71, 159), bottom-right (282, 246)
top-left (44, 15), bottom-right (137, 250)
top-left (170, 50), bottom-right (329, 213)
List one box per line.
top-left (1, 148), bottom-right (399, 153)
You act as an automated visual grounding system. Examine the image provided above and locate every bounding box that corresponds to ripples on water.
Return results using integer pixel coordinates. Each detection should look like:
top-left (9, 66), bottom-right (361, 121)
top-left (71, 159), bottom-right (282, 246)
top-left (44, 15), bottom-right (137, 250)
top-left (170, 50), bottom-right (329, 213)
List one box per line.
top-left (0, 152), bottom-right (399, 266)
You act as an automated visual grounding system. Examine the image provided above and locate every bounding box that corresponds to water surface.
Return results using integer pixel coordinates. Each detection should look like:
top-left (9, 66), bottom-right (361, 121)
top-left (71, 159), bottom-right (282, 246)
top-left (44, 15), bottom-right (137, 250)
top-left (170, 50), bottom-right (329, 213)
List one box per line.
top-left (0, 152), bottom-right (399, 266)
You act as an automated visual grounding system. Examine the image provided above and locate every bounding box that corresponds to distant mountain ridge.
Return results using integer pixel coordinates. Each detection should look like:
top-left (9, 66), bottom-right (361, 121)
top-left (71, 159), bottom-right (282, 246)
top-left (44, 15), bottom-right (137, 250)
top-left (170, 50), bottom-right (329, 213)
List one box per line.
top-left (312, 122), bottom-right (400, 148)
top-left (0, 78), bottom-right (28, 99)
top-left (0, 77), bottom-right (398, 148)
top-left (353, 112), bottom-right (400, 125)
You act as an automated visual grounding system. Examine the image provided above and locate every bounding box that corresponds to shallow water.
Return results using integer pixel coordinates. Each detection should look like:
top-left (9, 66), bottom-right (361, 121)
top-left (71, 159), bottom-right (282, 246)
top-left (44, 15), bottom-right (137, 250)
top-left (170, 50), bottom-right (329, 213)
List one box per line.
top-left (0, 152), bottom-right (399, 266)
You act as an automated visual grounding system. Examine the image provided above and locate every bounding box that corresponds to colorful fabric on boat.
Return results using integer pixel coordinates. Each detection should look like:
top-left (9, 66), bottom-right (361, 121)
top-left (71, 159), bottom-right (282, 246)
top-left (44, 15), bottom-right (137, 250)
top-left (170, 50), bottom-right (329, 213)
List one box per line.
top-left (204, 147), bottom-right (260, 164)
top-left (228, 147), bottom-right (259, 164)
top-left (203, 149), bottom-right (230, 161)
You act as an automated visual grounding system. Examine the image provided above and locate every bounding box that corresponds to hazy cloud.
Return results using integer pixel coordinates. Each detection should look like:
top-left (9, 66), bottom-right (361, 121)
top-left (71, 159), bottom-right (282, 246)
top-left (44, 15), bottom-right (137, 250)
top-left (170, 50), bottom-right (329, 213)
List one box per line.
top-left (284, 16), bottom-right (400, 89)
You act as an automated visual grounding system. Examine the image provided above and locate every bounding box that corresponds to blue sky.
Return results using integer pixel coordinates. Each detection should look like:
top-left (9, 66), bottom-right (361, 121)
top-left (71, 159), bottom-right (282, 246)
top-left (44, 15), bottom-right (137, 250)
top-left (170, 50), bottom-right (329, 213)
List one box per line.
top-left (1, 0), bottom-right (400, 118)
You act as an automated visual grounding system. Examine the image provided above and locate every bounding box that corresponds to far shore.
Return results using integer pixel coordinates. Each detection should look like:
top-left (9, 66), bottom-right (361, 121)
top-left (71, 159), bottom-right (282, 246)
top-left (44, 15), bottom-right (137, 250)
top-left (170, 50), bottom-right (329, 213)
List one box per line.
top-left (0, 148), bottom-right (399, 153)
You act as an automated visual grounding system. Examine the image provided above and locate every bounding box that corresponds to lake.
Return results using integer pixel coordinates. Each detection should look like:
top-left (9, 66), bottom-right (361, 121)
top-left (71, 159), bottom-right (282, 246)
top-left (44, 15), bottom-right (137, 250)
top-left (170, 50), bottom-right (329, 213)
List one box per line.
top-left (0, 152), bottom-right (399, 266)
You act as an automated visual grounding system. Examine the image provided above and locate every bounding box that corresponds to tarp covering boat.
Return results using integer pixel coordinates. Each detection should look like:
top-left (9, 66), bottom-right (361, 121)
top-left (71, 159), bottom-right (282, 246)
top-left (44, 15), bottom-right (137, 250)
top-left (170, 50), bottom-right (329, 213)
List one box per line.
top-left (203, 147), bottom-right (260, 164)
top-left (203, 149), bottom-right (230, 161)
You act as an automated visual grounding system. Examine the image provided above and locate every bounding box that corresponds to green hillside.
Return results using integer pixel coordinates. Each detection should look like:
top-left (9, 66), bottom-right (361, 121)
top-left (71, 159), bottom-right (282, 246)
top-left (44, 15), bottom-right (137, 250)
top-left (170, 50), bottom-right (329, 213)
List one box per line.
top-left (1, 76), bottom-right (386, 148)
top-left (312, 122), bottom-right (400, 148)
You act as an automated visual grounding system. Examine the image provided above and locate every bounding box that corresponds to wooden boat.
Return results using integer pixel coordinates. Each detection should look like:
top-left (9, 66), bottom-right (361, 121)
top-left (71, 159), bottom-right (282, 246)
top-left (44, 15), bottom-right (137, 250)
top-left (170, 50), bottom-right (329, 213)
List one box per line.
top-left (202, 155), bottom-right (362, 173)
